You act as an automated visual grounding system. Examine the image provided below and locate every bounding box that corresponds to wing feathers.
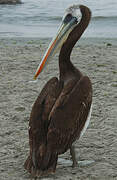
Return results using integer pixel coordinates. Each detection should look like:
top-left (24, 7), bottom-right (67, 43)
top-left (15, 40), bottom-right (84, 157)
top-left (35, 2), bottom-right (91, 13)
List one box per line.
top-left (24, 77), bottom-right (62, 171)
top-left (47, 76), bottom-right (92, 154)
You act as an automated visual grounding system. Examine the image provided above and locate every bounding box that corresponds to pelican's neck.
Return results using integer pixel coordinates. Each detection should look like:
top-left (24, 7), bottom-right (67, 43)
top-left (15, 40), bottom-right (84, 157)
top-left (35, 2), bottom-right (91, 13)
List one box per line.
top-left (59, 55), bottom-right (82, 82)
top-left (60, 5), bottom-right (91, 58)
top-left (59, 5), bottom-right (91, 81)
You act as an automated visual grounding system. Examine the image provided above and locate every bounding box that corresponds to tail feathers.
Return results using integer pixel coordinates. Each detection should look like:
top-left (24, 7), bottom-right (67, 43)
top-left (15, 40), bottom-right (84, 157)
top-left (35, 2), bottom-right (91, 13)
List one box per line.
top-left (24, 147), bottom-right (58, 174)
top-left (32, 144), bottom-right (58, 171)
top-left (24, 156), bottom-right (33, 173)
top-left (42, 150), bottom-right (58, 171)
top-left (32, 149), bottom-right (38, 169)
top-left (41, 150), bottom-right (52, 170)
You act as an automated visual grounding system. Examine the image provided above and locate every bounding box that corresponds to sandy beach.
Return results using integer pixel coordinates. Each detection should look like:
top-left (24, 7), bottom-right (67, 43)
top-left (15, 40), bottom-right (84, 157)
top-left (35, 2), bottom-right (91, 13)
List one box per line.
top-left (0, 37), bottom-right (117, 180)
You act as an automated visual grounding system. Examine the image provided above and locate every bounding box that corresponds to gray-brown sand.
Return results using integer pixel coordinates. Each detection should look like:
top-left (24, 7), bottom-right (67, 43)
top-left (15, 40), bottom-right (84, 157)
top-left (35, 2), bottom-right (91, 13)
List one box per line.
top-left (0, 38), bottom-right (117, 179)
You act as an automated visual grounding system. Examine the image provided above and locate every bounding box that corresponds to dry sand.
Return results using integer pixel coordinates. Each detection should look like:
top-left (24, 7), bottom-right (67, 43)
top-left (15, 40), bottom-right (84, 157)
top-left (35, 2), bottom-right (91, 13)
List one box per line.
top-left (0, 37), bottom-right (117, 180)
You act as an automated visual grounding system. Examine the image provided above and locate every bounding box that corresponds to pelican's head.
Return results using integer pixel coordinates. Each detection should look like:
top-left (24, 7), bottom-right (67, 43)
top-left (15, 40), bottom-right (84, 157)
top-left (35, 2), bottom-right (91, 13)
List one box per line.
top-left (34, 5), bottom-right (82, 79)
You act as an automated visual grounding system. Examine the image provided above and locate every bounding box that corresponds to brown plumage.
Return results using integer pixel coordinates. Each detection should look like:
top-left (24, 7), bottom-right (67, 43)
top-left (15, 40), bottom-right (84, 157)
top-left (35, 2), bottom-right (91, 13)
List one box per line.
top-left (24, 5), bottom-right (92, 177)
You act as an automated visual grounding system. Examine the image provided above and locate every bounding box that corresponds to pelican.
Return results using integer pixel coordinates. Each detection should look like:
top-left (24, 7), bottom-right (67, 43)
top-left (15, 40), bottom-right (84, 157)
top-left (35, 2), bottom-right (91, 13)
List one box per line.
top-left (24, 4), bottom-right (92, 177)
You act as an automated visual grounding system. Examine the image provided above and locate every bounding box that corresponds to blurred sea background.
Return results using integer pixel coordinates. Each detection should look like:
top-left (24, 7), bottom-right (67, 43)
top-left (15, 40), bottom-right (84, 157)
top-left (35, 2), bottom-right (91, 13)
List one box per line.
top-left (0, 0), bottom-right (117, 38)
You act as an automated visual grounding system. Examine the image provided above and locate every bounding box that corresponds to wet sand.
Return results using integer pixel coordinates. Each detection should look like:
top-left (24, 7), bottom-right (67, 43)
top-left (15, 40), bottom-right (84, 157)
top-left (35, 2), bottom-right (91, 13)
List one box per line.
top-left (0, 37), bottom-right (117, 179)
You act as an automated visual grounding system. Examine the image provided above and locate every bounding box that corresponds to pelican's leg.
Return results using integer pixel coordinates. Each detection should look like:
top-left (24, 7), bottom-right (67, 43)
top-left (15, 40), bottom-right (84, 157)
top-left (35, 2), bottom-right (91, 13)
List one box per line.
top-left (70, 145), bottom-right (78, 167)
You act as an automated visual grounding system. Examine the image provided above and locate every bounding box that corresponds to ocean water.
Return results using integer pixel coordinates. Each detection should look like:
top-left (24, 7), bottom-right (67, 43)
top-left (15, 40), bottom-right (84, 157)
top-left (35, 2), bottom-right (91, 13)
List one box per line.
top-left (0, 0), bottom-right (117, 38)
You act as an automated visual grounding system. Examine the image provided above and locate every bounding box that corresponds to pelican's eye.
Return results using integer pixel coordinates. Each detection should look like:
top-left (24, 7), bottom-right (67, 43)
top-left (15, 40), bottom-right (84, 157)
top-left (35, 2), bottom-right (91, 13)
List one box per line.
top-left (63, 14), bottom-right (73, 23)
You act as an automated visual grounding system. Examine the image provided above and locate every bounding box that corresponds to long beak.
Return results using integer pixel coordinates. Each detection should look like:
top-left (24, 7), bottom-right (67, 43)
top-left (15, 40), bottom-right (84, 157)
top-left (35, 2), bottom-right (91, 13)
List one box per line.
top-left (34, 17), bottom-right (77, 79)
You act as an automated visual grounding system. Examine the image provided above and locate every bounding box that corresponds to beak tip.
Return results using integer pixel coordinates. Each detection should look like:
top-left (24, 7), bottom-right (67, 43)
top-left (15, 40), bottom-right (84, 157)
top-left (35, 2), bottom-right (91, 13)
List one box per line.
top-left (33, 75), bottom-right (37, 80)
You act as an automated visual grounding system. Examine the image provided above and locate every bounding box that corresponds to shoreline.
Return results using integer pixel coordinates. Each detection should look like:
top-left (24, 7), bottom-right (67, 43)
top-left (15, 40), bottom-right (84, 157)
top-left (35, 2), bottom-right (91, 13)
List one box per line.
top-left (0, 37), bottom-right (117, 46)
top-left (0, 37), bottom-right (117, 45)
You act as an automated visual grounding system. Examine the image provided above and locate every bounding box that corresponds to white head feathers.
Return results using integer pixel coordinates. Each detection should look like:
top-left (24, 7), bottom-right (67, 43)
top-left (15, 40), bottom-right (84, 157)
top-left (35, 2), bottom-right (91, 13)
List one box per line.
top-left (65, 4), bottom-right (82, 21)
